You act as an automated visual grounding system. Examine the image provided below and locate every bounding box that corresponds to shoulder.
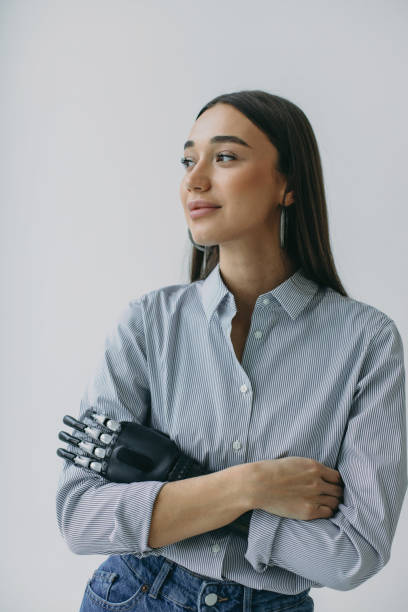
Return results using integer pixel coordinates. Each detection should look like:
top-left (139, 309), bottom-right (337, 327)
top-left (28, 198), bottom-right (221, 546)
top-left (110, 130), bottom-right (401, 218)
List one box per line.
top-left (130, 281), bottom-right (199, 317)
top-left (123, 281), bottom-right (199, 328)
top-left (322, 286), bottom-right (402, 347)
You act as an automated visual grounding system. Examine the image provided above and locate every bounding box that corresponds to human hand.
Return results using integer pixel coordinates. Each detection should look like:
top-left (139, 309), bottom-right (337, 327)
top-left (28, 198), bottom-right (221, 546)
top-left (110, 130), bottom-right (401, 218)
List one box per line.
top-left (248, 456), bottom-right (344, 520)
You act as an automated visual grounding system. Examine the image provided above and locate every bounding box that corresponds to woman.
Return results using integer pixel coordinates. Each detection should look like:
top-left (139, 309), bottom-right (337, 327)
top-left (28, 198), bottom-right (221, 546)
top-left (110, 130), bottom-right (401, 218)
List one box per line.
top-left (56, 90), bottom-right (406, 611)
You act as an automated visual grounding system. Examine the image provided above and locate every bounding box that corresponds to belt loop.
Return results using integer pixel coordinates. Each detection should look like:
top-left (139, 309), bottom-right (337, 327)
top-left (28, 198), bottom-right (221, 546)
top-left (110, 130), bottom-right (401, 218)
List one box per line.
top-left (147, 557), bottom-right (175, 600)
top-left (243, 586), bottom-right (253, 611)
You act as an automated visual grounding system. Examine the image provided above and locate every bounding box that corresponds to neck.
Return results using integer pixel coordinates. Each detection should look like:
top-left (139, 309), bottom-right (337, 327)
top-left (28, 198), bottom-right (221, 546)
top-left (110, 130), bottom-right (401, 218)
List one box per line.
top-left (218, 252), bottom-right (298, 320)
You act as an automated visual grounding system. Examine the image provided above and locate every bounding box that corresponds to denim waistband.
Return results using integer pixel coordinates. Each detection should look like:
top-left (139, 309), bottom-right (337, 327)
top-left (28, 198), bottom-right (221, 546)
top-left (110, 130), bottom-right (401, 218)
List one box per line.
top-left (118, 553), bottom-right (313, 611)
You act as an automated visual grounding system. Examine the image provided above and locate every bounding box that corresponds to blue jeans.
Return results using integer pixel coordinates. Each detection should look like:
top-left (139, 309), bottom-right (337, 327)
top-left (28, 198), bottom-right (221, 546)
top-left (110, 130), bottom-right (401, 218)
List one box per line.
top-left (79, 552), bottom-right (314, 611)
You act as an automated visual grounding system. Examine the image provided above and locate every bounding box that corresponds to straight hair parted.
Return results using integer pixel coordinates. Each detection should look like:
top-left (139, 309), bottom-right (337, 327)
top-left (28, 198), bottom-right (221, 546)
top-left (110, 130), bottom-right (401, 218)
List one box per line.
top-left (187, 90), bottom-right (349, 298)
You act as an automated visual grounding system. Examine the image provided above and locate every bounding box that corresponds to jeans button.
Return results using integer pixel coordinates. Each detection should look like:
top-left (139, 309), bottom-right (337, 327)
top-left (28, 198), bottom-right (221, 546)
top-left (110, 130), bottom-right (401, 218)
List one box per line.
top-left (204, 592), bottom-right (218, 606)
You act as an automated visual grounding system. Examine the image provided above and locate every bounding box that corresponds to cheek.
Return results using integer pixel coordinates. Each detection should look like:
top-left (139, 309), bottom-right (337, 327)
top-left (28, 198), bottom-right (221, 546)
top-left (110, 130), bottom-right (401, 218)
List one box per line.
top-left (179, 182), bottom-right (189, 209)
top-left (222, 168), bottom-right (275, 223)
top-left (226, 166), bottom-right (271, 196)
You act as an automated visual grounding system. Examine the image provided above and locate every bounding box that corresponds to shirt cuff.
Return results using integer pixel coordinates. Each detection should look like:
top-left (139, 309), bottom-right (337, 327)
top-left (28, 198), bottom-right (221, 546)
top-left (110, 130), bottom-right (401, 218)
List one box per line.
top-left (244, 509), bottom-right (283, 572)
top-left (111, 479), bottom-right (169, 555)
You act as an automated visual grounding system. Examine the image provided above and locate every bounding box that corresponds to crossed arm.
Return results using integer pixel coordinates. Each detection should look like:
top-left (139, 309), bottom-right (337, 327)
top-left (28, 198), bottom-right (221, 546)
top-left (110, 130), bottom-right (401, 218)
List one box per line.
top-left (56, 301), bottom-right (407, 591)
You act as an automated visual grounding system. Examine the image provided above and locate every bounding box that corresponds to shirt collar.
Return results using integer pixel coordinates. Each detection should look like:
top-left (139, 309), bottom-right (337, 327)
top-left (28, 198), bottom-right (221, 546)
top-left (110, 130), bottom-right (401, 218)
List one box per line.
top-left (197, 262), bottom-right (320, 322)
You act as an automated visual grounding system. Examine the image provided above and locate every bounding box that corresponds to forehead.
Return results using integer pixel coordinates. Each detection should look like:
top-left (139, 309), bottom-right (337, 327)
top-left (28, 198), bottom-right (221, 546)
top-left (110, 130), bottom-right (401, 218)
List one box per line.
top-left (186, 103), bottom-right (264, 148)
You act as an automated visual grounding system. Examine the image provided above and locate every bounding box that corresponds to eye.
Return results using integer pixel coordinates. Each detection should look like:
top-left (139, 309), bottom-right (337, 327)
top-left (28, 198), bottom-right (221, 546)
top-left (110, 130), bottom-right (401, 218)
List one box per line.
top-left (180, 153), bottom-right (237, 168)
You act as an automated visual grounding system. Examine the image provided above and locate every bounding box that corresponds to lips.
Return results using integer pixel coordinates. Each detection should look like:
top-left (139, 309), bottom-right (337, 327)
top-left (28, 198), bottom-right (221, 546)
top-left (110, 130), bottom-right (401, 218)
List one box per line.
top-left (188, 200), bottom-right (221, 211)
top-left (189, 207), bottom-right (220, 219)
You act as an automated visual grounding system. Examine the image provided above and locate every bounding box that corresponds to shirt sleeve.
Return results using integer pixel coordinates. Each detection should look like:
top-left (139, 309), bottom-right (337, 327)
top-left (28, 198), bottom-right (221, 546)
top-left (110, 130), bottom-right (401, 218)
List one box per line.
top-left (56, 297), bottom-right (168, 555)
top-left (244, 318), bottom-right (407, 591)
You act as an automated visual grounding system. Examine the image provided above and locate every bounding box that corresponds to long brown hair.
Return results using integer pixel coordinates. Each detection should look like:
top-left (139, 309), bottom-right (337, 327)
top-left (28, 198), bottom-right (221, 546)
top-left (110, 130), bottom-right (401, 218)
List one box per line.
top-left (187, 90), bottom-right (349, 297)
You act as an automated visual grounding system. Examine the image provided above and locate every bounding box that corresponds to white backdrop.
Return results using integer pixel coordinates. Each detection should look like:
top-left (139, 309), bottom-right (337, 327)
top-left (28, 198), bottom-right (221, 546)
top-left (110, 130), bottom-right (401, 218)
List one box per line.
top-left (1, 1), bottom-right (407, 610)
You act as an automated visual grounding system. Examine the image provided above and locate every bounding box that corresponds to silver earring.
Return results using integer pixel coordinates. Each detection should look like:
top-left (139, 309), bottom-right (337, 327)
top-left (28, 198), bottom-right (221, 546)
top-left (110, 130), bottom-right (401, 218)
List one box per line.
top-left (279, 205), bottom-right (288, 249)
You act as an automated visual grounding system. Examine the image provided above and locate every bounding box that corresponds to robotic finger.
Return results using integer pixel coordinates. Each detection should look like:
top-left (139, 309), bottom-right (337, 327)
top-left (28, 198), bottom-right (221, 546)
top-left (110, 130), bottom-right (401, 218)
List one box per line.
top-left (57, 410), bottom-right (123, 477)
top-left (62, 412), bottom-right (120, 445)
top-left (56, 446), bottom-right (106, 474)
top-left (58, 430), bottom-right (108, 458)
top-left (85, 410), bottom-right (121, 432)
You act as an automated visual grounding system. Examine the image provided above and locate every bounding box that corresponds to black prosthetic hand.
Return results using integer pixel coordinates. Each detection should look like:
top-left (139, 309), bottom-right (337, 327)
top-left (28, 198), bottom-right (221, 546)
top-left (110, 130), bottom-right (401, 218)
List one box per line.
top-left (57, 409), bottom-right (252, 539)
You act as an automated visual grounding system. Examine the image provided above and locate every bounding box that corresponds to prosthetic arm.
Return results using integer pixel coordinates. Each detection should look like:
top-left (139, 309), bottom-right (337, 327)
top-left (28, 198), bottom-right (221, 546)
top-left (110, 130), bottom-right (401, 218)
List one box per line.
top-left (57, 408), bottom-right (252, 539)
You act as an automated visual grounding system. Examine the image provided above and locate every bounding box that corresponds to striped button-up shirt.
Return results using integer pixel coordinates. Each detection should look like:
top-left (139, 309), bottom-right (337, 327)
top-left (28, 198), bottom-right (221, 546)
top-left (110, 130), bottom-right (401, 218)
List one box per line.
top-left (56, 263), bottom-right (407, 593)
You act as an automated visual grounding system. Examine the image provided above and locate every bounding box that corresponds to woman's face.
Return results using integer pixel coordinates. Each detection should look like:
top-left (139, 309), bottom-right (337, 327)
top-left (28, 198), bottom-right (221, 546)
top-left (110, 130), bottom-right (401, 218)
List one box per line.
top-left (180, 103), bottom-right (293, 250)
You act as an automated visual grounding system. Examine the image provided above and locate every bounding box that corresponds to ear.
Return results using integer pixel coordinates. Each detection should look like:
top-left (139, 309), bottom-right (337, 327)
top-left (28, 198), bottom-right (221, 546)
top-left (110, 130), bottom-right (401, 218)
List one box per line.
top-left (283, 190), bottom-right (295, 206)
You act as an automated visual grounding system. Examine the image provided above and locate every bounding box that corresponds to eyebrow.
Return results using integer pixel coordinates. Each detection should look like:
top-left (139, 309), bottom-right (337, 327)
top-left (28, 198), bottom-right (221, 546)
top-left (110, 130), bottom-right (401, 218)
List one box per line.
top-left (183, 135), bottom-right (252, 150)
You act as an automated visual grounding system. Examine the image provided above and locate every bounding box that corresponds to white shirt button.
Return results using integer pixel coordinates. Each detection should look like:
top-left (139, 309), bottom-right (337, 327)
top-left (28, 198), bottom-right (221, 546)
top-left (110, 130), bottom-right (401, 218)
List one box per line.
top-left (205, 593), bottom-right (218, 606)
top-left (240, 384), bottom-right (248, 393)
top-left (263, 298), bottom-right (270, 305)
top-left (254, 330), bottom-right (262, 338)
top-left (232, 440), bottom-right (242, 450)
top-left (211, 543), bottom-right (220, 553)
